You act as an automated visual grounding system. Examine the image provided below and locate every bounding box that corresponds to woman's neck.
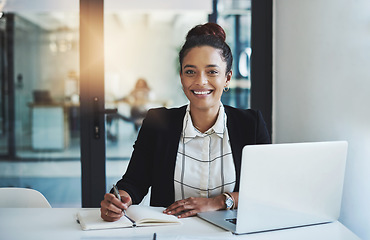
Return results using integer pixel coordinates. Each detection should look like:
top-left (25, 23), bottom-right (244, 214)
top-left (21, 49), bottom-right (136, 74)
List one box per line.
top-left (189, 105), bottom-right (220, 133)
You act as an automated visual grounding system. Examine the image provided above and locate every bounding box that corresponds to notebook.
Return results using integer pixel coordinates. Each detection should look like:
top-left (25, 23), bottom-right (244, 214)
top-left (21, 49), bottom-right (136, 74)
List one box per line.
top-left (77, 205), bottom-right (180, 230)
top-left (197, 141), bottom-right (348, 234)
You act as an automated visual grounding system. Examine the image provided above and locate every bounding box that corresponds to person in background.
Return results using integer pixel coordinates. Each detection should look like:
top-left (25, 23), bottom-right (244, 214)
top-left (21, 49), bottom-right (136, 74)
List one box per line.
top-left (106, 78), bottom-right (154, 139)
top-left (100, 22), bottom-right (271, 221)
top-left (118, 78), bottom-right (154, 131)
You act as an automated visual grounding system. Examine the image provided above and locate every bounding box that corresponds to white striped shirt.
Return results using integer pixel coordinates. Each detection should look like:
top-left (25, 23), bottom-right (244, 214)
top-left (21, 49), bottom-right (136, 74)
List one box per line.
top-left (174, 104), bottom-right (236, 201)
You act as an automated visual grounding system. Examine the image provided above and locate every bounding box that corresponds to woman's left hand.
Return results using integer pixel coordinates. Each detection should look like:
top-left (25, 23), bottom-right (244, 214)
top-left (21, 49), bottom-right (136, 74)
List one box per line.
top-left (163, 196), bottom-right (225, 218)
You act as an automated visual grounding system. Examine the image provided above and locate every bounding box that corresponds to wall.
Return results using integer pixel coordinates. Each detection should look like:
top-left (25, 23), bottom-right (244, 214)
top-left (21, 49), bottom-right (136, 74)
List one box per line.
top-left (274, 0), bottom-right (370, 239)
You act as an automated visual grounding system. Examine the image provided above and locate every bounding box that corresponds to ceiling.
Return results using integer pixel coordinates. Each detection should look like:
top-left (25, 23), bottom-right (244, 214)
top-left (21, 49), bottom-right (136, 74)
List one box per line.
top-left (2, 0), bottom-right (212, 31)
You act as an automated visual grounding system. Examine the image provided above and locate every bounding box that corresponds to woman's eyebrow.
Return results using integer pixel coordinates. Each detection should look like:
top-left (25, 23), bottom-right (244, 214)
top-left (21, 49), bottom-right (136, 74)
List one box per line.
top-left (184, 64), bottom-right (220, 69)
top-left (184, 64), bottom-right (196, 69)
top-left (206, 64), bottom-right (220, 68)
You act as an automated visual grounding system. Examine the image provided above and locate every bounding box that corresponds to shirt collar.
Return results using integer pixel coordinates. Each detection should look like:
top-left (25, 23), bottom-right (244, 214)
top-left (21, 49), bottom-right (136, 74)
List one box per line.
top-left (182, 104), bottom-right (226, 143)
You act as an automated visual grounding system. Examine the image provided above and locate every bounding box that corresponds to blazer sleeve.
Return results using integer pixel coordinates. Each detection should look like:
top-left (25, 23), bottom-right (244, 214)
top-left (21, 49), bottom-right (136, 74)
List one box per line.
top-left (256, 110), bottom-right (271, 144)
top-left (114, 106), bottom-right (185, 206)
top-left (114, 108), bottom-right (161, 204)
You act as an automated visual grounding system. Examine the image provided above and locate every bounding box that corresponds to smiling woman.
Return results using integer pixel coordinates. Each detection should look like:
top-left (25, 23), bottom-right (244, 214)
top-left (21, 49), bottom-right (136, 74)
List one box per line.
top-left (100, 22), bottom-right (271, 223)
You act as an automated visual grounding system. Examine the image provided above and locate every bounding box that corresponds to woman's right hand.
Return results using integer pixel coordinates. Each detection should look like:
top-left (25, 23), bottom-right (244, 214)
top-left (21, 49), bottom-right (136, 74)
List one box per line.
top-left (100, 191), bottom-right (132, 222)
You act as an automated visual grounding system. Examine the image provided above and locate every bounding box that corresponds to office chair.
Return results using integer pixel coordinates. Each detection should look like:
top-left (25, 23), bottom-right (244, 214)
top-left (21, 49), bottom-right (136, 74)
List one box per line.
top-left (0, 187), bottom-right (51, 208)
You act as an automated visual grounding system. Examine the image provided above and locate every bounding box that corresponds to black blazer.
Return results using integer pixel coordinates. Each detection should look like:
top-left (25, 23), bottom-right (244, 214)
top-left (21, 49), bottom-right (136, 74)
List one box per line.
top-left (115, 105), bottom-right (271, 207)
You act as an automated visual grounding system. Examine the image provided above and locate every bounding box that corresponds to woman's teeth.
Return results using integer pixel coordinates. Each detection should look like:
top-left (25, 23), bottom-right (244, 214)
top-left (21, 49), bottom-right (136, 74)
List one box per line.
top-left (193, 90), bottom-right (211, 95)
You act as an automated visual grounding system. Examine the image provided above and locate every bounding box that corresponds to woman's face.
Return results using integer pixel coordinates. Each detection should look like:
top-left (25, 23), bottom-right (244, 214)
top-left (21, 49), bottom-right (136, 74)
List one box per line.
top-left (180, 46), bottom-right (232, 113)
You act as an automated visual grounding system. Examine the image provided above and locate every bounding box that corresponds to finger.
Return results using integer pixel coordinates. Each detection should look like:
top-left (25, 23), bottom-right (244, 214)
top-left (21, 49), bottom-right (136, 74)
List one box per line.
top-left (105, 193), bottom-right (123, 203)
top-left (100, 206), bottom-right (123, 221)
top-left (103, 201), bottom-right (123, 214)
top-left (164, 200), bottom-right (185, 213)
top-left (100, 208), bottom-right (123, 222)
top-left (121, 196), bottom-right (131, 207)
top-left (172, 199), bottom-right (192, 209)
top-left (177, 209), bottom-right (198, 218)
top-left (101, 194), bottom-right (125, 214)
top-left (100, 204), bottom-right (123, 220)
top-left (164, 200), bottom-right (192, 215)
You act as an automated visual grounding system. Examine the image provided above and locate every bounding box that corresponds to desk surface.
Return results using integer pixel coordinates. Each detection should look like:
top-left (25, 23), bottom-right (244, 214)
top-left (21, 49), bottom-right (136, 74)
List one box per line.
top-left (0, 208), bottom-right (360, 240)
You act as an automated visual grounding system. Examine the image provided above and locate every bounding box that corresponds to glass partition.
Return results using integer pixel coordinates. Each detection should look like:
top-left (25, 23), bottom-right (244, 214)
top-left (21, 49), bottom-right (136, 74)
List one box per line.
top-left (218, 0), bottom-right (252, 109)
top-left (0, 4), bottom-right (81, 207)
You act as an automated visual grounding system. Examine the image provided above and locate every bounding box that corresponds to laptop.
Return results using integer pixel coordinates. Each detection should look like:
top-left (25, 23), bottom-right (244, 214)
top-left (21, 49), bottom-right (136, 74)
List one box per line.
top-left (197, 141), bottom-right (348, 234)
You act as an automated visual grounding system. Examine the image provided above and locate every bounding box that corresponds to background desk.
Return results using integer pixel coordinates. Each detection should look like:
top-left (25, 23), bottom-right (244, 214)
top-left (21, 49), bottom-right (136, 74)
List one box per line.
top-left (0, 208), bottom-right (360, 240)
top-left (29, 103), bottom-right (70, 150)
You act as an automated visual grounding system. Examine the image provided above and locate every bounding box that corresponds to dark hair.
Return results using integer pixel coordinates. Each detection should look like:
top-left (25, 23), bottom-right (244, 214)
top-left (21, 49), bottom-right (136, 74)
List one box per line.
top-left (179, 23), bottom-right (233, 74)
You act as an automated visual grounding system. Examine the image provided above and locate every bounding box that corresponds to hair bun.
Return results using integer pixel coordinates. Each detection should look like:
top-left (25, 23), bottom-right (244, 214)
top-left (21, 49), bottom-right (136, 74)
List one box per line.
top-left (186, 23), bottom-right (226, 42)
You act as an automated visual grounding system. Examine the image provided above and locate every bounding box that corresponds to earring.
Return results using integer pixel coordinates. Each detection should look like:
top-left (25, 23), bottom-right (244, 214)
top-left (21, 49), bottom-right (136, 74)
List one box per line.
top-left (223, 86), bottom-right (230, 92)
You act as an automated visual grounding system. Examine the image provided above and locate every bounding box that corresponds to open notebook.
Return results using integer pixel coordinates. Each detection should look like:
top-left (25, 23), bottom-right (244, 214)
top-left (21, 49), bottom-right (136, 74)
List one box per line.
top-left (77, 205), bottom-right (181, 231)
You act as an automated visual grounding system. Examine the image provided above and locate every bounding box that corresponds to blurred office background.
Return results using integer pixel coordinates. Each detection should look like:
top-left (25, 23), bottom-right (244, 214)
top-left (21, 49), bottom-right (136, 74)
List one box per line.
top-left (2, 1), bottom-right (370, 239)
top-left (0, 0), bottom-right (252, 207)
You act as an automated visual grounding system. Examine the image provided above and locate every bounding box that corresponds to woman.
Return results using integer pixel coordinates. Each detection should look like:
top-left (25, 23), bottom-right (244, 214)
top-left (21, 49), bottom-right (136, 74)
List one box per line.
top-left (100, 23), bottom-right (270, 221)
top-left (118, 78), bottom-right (154, 131)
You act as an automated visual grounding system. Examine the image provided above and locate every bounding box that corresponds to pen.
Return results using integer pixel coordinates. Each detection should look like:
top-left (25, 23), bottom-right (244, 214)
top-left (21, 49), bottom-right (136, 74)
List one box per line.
top-left (112, 184), bottom-right (121, 201)
top-left (112, 184), bottom-right (136, 227)
top-left (153, 233), bottom-right (157, 240)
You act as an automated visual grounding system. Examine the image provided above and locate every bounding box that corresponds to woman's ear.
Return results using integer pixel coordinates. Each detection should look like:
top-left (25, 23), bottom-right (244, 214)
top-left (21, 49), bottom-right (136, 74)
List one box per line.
top-left (225, 70), bottom-right (232, 86)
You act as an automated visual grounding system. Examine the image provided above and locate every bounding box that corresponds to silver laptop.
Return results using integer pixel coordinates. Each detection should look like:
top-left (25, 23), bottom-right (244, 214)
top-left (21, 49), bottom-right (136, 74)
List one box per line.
top-left (198, 141), bottom-right (348, 234)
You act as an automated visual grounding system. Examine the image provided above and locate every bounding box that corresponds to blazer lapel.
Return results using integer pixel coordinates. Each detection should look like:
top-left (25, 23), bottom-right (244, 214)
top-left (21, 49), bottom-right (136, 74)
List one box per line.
top-left (160, 106), bottom-right (187, 206)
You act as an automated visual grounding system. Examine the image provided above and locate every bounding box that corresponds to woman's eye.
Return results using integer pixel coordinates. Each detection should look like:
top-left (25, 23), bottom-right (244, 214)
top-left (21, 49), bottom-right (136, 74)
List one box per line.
top-left (185, 70), bottom-right (195, 75)
top-left (208, 70), bottom-right (219, 75)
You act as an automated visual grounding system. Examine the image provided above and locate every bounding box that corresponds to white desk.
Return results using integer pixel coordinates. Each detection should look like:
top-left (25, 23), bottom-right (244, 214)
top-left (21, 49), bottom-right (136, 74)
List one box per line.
top-left (0, 208), bottom-right (360, 240)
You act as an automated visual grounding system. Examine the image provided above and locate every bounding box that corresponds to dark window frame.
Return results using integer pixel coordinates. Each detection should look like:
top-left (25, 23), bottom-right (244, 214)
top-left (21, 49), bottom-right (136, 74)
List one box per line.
top-left (250, 0), bottom-right (273, 136)
top-left (80, 0), bottom-right (106, 207)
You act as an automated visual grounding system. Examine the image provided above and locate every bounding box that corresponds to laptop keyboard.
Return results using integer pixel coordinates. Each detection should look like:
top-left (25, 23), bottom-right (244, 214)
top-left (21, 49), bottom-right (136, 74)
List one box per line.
top-left (226, 218), bottom-right (237, 225)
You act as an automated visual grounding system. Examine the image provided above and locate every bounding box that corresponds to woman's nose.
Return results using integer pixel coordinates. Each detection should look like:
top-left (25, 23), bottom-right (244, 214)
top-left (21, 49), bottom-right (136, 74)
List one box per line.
top-left (195, 72), bottom-right (208, 85)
